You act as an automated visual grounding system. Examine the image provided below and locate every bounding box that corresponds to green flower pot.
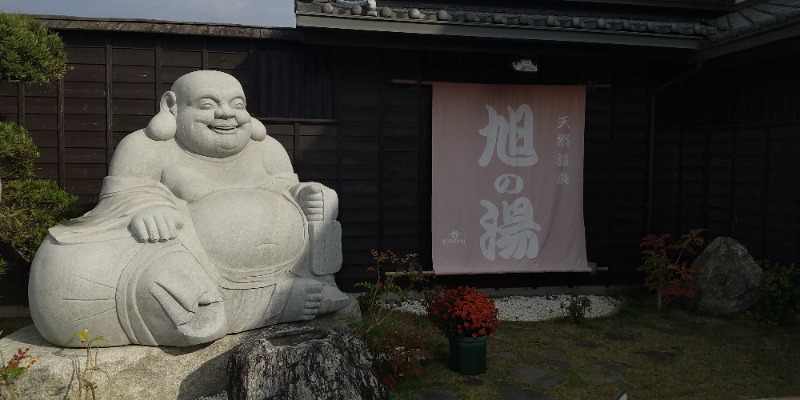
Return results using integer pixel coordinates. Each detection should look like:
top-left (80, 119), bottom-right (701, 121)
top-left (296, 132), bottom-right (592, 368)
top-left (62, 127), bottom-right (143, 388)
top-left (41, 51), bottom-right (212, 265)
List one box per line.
top-left (448, 335), bottom-right (488, 375)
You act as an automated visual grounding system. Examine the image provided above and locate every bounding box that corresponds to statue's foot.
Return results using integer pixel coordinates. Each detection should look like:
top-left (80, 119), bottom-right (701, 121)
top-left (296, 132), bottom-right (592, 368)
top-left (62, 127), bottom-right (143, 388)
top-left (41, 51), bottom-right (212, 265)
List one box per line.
top-left (278, 278), bottom-right (324, 323)
top-left (319, 284), bottom-right (351, 314)
top-left (134, 252), bottom-right (228, 346)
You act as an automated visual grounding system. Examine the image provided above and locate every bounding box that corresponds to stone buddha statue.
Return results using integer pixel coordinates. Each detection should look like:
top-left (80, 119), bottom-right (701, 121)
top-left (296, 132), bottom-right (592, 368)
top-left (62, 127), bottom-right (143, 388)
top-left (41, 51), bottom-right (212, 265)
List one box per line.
top-left (28, 70), bottom-right (349, 347)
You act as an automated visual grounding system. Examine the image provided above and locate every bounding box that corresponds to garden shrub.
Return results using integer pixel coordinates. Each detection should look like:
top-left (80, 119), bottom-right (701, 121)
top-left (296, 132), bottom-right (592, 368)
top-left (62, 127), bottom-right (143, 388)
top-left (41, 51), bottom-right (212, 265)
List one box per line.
top-left (754, 260), bottom-right (800, 324)
top-left (351, 249), bottom-right (438, 389)
top-left (0, 12), bottom-right (68, 84)
top-left (0, 179), bottom-right (80, 263)
top-left (638, 229), bottom-right (705, 308)
top-left (0, 122), bottom-right (37, 182)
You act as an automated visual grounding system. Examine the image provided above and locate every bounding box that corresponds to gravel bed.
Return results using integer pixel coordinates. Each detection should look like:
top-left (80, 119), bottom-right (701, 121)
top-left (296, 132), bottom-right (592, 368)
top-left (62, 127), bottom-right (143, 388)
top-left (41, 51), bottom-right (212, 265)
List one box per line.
top-left (386, 294), bottom-right (620, 321)
top-left (196, 294), bottom-right (619, 400)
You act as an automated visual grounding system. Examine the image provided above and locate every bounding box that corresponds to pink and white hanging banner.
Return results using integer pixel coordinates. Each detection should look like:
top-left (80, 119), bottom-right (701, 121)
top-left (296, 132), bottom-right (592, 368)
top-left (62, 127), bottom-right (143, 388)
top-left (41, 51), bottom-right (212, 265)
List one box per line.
top-left (432, 83), bottom-right (589, 275)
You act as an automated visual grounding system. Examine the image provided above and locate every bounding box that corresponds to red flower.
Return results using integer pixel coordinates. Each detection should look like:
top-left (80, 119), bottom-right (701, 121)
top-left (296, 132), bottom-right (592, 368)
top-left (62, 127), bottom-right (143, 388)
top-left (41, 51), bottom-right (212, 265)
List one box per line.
top-left (425, 286), bottom-right (499, 338)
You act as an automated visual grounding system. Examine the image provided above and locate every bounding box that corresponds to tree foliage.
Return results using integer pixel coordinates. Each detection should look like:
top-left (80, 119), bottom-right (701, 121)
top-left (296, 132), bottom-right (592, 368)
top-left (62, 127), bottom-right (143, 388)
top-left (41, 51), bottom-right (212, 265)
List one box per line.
top-left (0, 13), bottom-right (68, 84)
top-left (0, 14), bottom-right (78, 272)
top-left (0, 179), bottom-right (80, 263)
top-left (0, 121), bottom-right (37, 182)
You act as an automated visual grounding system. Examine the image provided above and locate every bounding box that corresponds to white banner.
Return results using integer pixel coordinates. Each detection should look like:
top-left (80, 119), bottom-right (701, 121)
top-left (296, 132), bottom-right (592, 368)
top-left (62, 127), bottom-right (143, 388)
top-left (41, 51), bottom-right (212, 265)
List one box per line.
top-left (432, 83), bottom-right (589, 274)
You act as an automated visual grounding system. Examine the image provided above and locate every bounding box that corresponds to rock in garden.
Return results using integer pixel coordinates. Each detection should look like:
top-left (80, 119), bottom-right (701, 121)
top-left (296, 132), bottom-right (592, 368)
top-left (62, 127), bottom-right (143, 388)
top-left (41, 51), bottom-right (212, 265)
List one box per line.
top-left (227, 327), bottom-right (387, 400)
top-left (0, 298), bottom-right (359, 399)
top-left (693, 237), bottom-right (762, 315)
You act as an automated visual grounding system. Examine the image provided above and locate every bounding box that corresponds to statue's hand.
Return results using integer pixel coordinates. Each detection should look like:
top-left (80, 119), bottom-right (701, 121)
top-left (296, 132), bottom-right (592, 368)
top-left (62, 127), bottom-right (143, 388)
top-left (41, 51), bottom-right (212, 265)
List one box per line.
top-left (129, 206), bottom-right (184, 242)
top-left (293, 184), bottom-right (325, 222)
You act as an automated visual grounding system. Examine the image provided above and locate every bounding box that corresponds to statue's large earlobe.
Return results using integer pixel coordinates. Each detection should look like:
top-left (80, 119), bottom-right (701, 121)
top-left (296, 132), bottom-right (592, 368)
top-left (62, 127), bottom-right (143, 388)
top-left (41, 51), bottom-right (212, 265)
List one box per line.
top-left (250, 118), bottom-right (267, 141)
top-left (144, 91), bottom-right (177, 141)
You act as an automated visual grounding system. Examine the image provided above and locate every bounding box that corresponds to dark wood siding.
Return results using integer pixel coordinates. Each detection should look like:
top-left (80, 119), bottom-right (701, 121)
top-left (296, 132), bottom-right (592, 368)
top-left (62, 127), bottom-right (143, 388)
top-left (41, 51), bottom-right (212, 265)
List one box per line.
top-left (332, 48), bottom-right (679, 288)
top-left (657, 50), bottom-right (800, 265)
top-left (4, 27), bottom-right (798, 300)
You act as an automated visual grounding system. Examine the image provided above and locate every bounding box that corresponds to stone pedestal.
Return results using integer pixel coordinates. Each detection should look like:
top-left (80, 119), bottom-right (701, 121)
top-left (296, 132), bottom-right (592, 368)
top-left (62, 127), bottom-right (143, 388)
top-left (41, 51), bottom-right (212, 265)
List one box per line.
top-left (0, 296), bottom-right (359, 399)
top-left (227, 326), bottom-right (387, 400)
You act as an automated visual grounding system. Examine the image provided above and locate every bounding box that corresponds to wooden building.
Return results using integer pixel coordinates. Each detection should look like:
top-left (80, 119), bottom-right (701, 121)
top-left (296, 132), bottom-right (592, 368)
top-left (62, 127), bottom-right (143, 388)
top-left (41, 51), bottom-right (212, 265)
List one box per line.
top-left (0, 0), bottom-right (798, 297)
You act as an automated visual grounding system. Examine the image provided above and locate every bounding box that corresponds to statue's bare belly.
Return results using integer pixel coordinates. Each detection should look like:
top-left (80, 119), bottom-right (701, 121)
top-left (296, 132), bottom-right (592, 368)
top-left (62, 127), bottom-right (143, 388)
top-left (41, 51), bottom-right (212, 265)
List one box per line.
top-left (190, 189), bottom-right (307, 278)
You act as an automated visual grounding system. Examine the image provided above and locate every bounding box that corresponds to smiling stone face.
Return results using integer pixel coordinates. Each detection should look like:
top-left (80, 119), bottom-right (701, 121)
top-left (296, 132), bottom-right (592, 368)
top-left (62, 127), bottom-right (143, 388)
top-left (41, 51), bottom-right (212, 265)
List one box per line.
top-left (172, 70), bottom-right (253, 158)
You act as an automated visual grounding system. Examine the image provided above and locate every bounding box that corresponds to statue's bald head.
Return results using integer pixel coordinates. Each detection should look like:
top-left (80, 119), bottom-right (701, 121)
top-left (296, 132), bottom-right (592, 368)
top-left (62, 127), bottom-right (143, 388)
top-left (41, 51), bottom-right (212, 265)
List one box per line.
top-left (144, 70), bottom-right (266, 146)
top-left (170, 70), bottom-right (244, 104)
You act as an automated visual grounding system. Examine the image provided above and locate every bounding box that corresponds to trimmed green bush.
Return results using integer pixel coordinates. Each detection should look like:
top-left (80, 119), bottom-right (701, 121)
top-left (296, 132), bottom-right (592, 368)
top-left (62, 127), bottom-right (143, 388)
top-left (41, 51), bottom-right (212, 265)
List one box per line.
top-left (755, 260), bottom-right (800, 324)
top-left (0, 13), bottom-right (68, 84)
top-left (0, 179), bottom-right (80, 263)
top-left (0, 121), bottom-right (37, 181)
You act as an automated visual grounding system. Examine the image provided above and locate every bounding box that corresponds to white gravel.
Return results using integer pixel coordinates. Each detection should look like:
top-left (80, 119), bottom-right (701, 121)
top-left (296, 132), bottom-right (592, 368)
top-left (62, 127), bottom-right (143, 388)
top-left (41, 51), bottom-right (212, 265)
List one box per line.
top-left (386, 294), bottom-right (620, 321)
top-left (196, 294), bottom-right (619, 400)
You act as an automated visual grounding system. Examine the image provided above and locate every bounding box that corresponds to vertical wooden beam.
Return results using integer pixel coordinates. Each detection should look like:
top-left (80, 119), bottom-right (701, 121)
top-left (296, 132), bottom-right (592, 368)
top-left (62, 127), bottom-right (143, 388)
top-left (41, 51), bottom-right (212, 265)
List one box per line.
top-left (418, 85), bottom-right (432, 260)
top-left (154, 38), bottom-right (162, 114)
top-left (16, 83), bottom-right (25, 127)
top-left (202, 40), bottom-right (208, 70)
top-left (377, 50), bottom-right (385, 251)
top-left (57, 78), bottom-right (66, 188)
top-left (334, 52), bottom-right (342, 194)
top-left (293, 121), bottom-right (300, 165)
top-left (761, 127), bottom-right (771, 256)
top-left (249, 42), bottom-right (259, 114)
top-left (729, 128), bottom-right (737, 237)
top-left (105, 37), bottom-right (114, 171)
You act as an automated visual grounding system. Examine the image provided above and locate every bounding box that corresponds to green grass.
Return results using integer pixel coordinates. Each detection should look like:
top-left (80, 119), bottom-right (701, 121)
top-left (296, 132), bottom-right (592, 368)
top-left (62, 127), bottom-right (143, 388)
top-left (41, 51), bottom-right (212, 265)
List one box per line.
top-left (389, 295), bottom-right (800, 400)
top-left (2, 298), bottom-right (797, 400)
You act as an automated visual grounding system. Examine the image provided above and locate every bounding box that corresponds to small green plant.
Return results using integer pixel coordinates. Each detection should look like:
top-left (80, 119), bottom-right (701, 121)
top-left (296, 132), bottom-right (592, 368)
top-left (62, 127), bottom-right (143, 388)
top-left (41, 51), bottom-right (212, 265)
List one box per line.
top-left (754, 260), bottom-right (800, 324)
top-left (560, 295), bottom-right (592, 324)
top-left (638, 229), bottom-right (705, 308)
top-left (355, 249), bottom-right (428, 330)
top-left (351, 249), bottom-right (436, 389)
top-left (67, 328), bottom-right (108, 400)
top-left (0, 338), bottom-right (37, 400)
top-left (354, 314), bottom-right (435, 389)
top-left (0, 13), bottom-right (68, 84)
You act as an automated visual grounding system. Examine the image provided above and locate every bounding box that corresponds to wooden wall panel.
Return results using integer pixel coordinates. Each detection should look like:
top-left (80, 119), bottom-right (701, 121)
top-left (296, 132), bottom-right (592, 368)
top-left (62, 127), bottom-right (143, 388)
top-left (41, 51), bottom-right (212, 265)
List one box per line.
top-left (658, 50), bottom-right (800, 265)
top-left (8, 27), bottom-right (795, 295)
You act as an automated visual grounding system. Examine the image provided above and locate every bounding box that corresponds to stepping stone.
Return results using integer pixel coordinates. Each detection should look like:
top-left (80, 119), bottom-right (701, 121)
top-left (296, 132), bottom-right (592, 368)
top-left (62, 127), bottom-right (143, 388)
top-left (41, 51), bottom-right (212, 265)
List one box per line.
top-left (497, 326), bottom-right (536, 336)
top-left (463, 376), bottom-right (484, 386)
top-left (580, 373), bottom-right (624, 383)
top-left (602, 331), bottom-right (639, 341)
top-left (494, 381), bottom-right (555, 400)
top-left (578, 341), bottom-right (600, 349)
top-left (599, 361), bottom-right (628, 373)
top-left (541, 358), bottom-right (571, 370)
top-left (661, 324), bottom-right (703, 337)
top-left (496, 351), bottom-right (519, 360)
top-left (417, 387), bottom-right (459, 400)
top-left (508, 367), bottom-right (567, 390)
top-left (636, 349), bottom-right (675, 364)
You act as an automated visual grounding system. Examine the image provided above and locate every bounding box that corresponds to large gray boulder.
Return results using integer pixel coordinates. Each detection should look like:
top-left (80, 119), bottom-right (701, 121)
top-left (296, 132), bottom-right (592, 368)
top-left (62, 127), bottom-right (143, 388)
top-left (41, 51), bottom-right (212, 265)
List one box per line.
top-left (693, 237), bottom-right (762, 315)
top-left (228, 327), bottom-right (387, 400)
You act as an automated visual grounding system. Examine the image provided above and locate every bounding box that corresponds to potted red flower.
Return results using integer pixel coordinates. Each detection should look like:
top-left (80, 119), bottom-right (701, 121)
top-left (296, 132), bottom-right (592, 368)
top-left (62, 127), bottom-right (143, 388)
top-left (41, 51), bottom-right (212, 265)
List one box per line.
top-left (425, 286), bottom-right (499, 374)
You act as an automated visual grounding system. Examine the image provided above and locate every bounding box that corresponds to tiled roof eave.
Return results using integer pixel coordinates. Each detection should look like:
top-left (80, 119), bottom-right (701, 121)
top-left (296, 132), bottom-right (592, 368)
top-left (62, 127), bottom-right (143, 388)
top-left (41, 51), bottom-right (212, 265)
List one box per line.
top-left (695, 17), bottom-right (800, 61)
top-left (296, 12), bottom-right (704, 49)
